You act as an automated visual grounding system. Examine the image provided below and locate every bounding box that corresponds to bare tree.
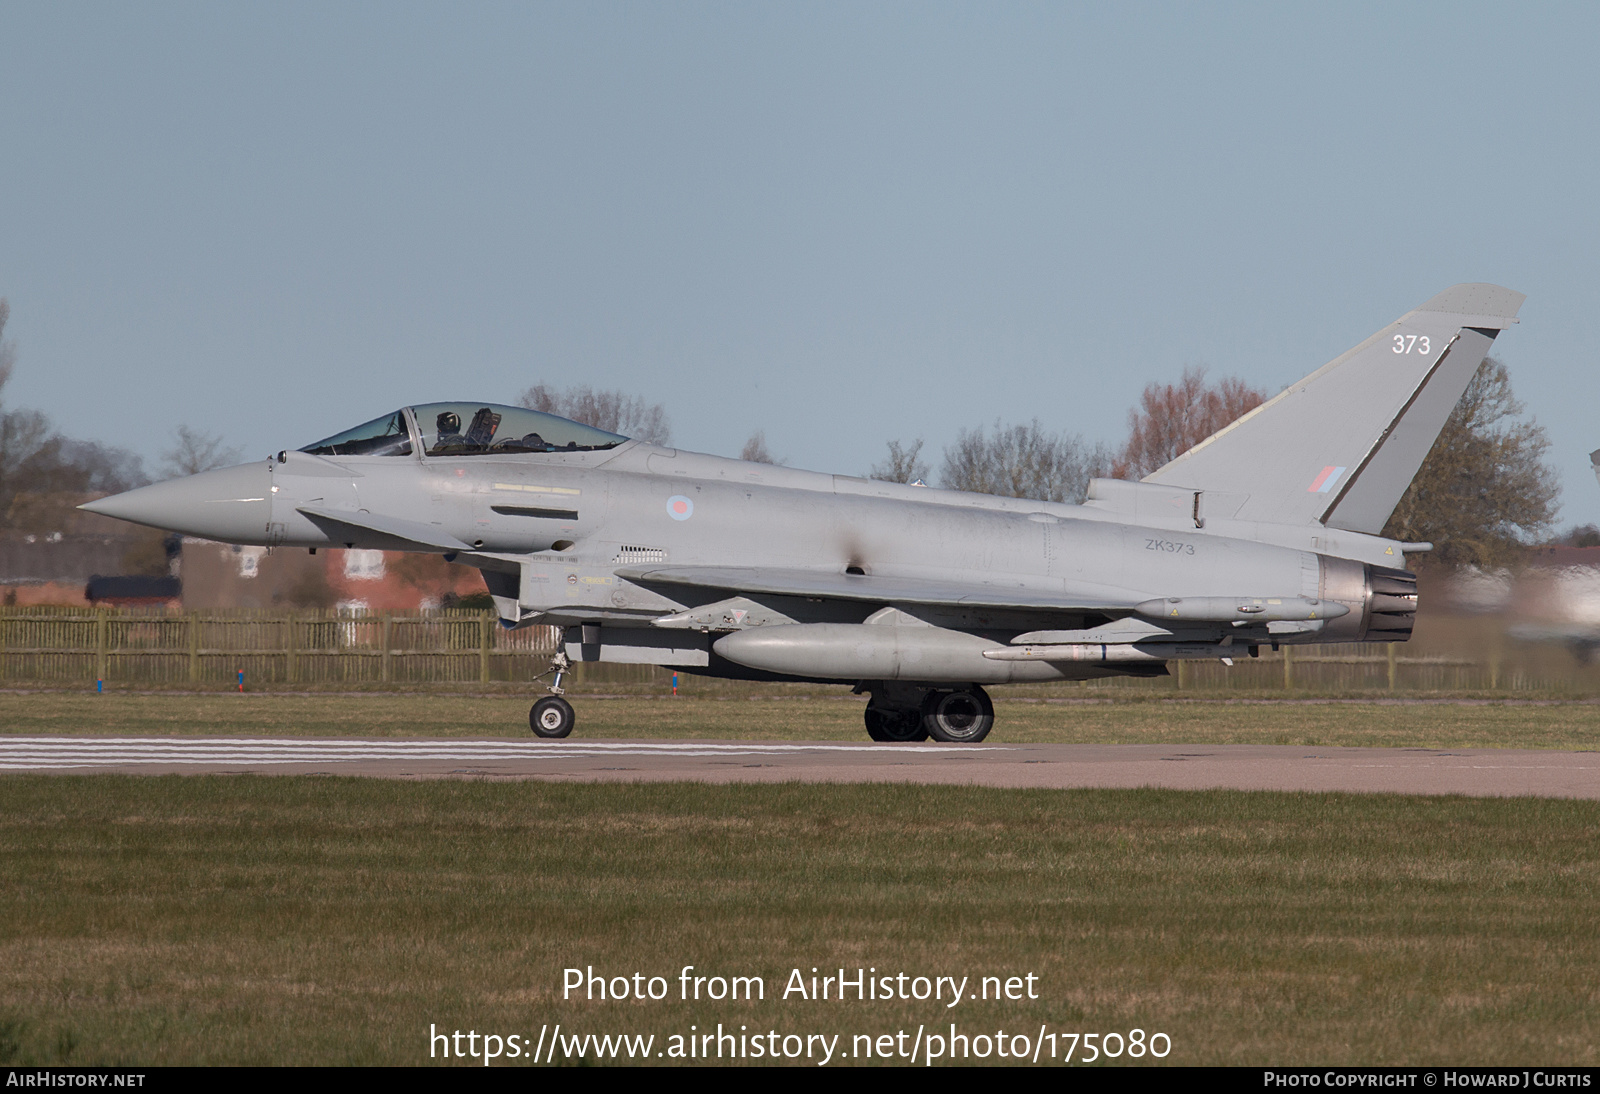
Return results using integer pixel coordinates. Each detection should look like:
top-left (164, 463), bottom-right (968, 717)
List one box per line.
top-left (1555, 524), bottom-right (1600, 548)
top-left (519, 383), bottom-right (672, 445)
top-left (941, 420), bottom-right (1112, 503)
top-left (1384, 357), bottom-right (1559, 567)
top-left (0, 427), bottom-right (149, 537)
top-left (0, 299), bottom-right (15, 396)
top-left (740, 430), bottom-right (780, 465)
top-left (0, 301), bottom-right (148, 522)
top-left (55, 438), bottom-right (147, 495)
top-left (1115, 366), bottom-right (1267, 479)
top-left (160, 425), bottom-right (244, 478)
top-left (0, 408), bottom-right (53, 512)
top-left (870, 438), bottom-right (930, 484)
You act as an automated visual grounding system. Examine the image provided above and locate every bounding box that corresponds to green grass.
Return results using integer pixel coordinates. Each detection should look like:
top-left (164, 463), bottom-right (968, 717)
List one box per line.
top-left (3, 690), bottom-right (1600, 749)
top-left (0, 777), bottom-right (1596, 1065)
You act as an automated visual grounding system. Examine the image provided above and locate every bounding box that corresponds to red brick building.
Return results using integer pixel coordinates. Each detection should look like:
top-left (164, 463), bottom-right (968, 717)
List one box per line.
top-left (177, 541), bottom-right (487, 612)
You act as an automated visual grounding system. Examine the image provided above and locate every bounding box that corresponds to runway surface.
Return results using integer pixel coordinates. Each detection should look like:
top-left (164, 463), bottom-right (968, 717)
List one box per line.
top-left (4, 736), bottom-right (1600, 797)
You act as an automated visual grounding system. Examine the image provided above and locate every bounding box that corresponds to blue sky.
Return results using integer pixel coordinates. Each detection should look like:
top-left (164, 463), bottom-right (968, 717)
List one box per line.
top-left (3, 3), bottom-right (1597, 526)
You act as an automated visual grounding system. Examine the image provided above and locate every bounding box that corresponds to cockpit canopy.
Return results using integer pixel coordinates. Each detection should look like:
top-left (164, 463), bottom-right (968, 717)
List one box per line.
top-left (413, 402), bottom-right (627, 456)
top-left (302, 410), bottom-right (414, 457)
top-left (300, 403), bottom-right (629, 458)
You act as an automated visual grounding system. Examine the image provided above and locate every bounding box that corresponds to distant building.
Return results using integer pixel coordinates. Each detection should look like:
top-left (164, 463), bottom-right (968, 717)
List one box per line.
top-left (0, 490), bottom-right (487, 613)
top-left (177, 540), bottom-right (487, 612)
top-left (85, 575), bottom-right (182, 609)
top-left (0, 491), bottom-right (173, 606)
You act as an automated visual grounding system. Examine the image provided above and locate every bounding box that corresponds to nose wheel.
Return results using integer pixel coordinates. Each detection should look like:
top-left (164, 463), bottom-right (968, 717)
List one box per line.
top-left (530, 695), bottom-right (575, 738)
top-left (529, 650), bottom-right (576, 738)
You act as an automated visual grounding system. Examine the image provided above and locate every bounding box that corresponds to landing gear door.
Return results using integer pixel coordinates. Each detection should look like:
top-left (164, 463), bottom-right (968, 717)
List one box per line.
top-left (478, 567), bottom-right (522, 626)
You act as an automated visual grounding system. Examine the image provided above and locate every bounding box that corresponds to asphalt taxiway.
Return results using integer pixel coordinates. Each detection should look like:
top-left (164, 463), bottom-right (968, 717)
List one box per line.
top-left (4, 737), bottom-right (1599, 798)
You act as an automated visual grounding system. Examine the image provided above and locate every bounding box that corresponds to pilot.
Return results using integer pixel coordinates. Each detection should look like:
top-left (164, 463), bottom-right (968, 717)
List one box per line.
top-left (435, 411), bottom-right (462, 448)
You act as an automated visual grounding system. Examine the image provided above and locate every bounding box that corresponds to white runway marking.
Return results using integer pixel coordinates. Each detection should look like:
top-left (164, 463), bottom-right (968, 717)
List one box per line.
top-left (6, 737), bottom-right (1599, 798)
top-left (0, 737), bottom-right (1015, 770)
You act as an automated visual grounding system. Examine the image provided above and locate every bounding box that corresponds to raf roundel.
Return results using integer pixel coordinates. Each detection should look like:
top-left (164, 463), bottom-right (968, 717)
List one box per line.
top-left (667, 495), bottom-right (694, 521)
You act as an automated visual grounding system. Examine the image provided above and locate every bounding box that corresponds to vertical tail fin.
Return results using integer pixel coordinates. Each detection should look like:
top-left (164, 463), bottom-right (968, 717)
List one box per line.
top-left (1145, 284), bottom-right (1525, 533)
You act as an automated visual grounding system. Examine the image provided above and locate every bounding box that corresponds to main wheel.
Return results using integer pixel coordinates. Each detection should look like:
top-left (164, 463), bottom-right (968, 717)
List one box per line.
top-left (530, 695), bottom-right (575, 738)
top-left (921, 687), bottom-right (994, 743)
top-left (865, 705), bottom-right (930, 742)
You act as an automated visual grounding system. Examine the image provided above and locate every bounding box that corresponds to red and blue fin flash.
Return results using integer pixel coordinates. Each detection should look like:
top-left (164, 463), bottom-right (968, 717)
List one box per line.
top-left (1307, 466), bottom-right (1347, 494)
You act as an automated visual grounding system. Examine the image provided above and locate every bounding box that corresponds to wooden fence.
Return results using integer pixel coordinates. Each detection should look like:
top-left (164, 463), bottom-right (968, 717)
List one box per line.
top-left (0, 606), bottom-right (563, 686)
top-left (0, 606), bottom-right (1594, 693)
top-left (1137, 646), bottom-right (1573, 694)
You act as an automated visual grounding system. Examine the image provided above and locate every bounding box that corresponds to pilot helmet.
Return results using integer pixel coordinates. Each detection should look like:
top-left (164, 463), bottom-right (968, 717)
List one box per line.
top-left (436, 411), bottom-right (461, 434)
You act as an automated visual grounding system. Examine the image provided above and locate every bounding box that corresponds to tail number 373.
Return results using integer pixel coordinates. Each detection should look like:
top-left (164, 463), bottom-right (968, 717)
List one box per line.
top-left (1393, 334), bottom-right (1431, 355)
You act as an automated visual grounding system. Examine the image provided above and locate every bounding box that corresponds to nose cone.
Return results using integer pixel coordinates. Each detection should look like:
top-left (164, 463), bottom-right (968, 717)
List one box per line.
top-left (79, 462), bottom-right (274, 543)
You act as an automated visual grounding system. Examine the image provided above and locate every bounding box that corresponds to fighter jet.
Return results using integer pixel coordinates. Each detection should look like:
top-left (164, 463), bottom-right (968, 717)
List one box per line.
top-left (82, 284), bottom-right (1524, 741)
top-left (1505, 446), bottom-right (1600, 661)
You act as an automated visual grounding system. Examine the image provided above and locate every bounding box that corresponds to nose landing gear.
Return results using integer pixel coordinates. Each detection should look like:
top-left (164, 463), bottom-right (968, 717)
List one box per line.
top-left (530, 694), bottom-right (575, 738)
top-left (530, 649), bottom-right (576, 738)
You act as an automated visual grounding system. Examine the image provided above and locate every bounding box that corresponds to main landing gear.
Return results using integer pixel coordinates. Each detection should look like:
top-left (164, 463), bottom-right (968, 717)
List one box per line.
top-left (864, 704), bottom-right (928, 742)
top-left (861, 683), bottom-right (995, 743)
top-left (921, 687), bottom-right (994, 743)
top-left (530, 650), bottom-right (576, 739)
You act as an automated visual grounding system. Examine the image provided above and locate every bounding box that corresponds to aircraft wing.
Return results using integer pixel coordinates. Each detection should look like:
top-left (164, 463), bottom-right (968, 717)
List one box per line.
top-left (296, 506), bottom-right (474, 552)
top-left (613, 565), bottom-right (1139, 614)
